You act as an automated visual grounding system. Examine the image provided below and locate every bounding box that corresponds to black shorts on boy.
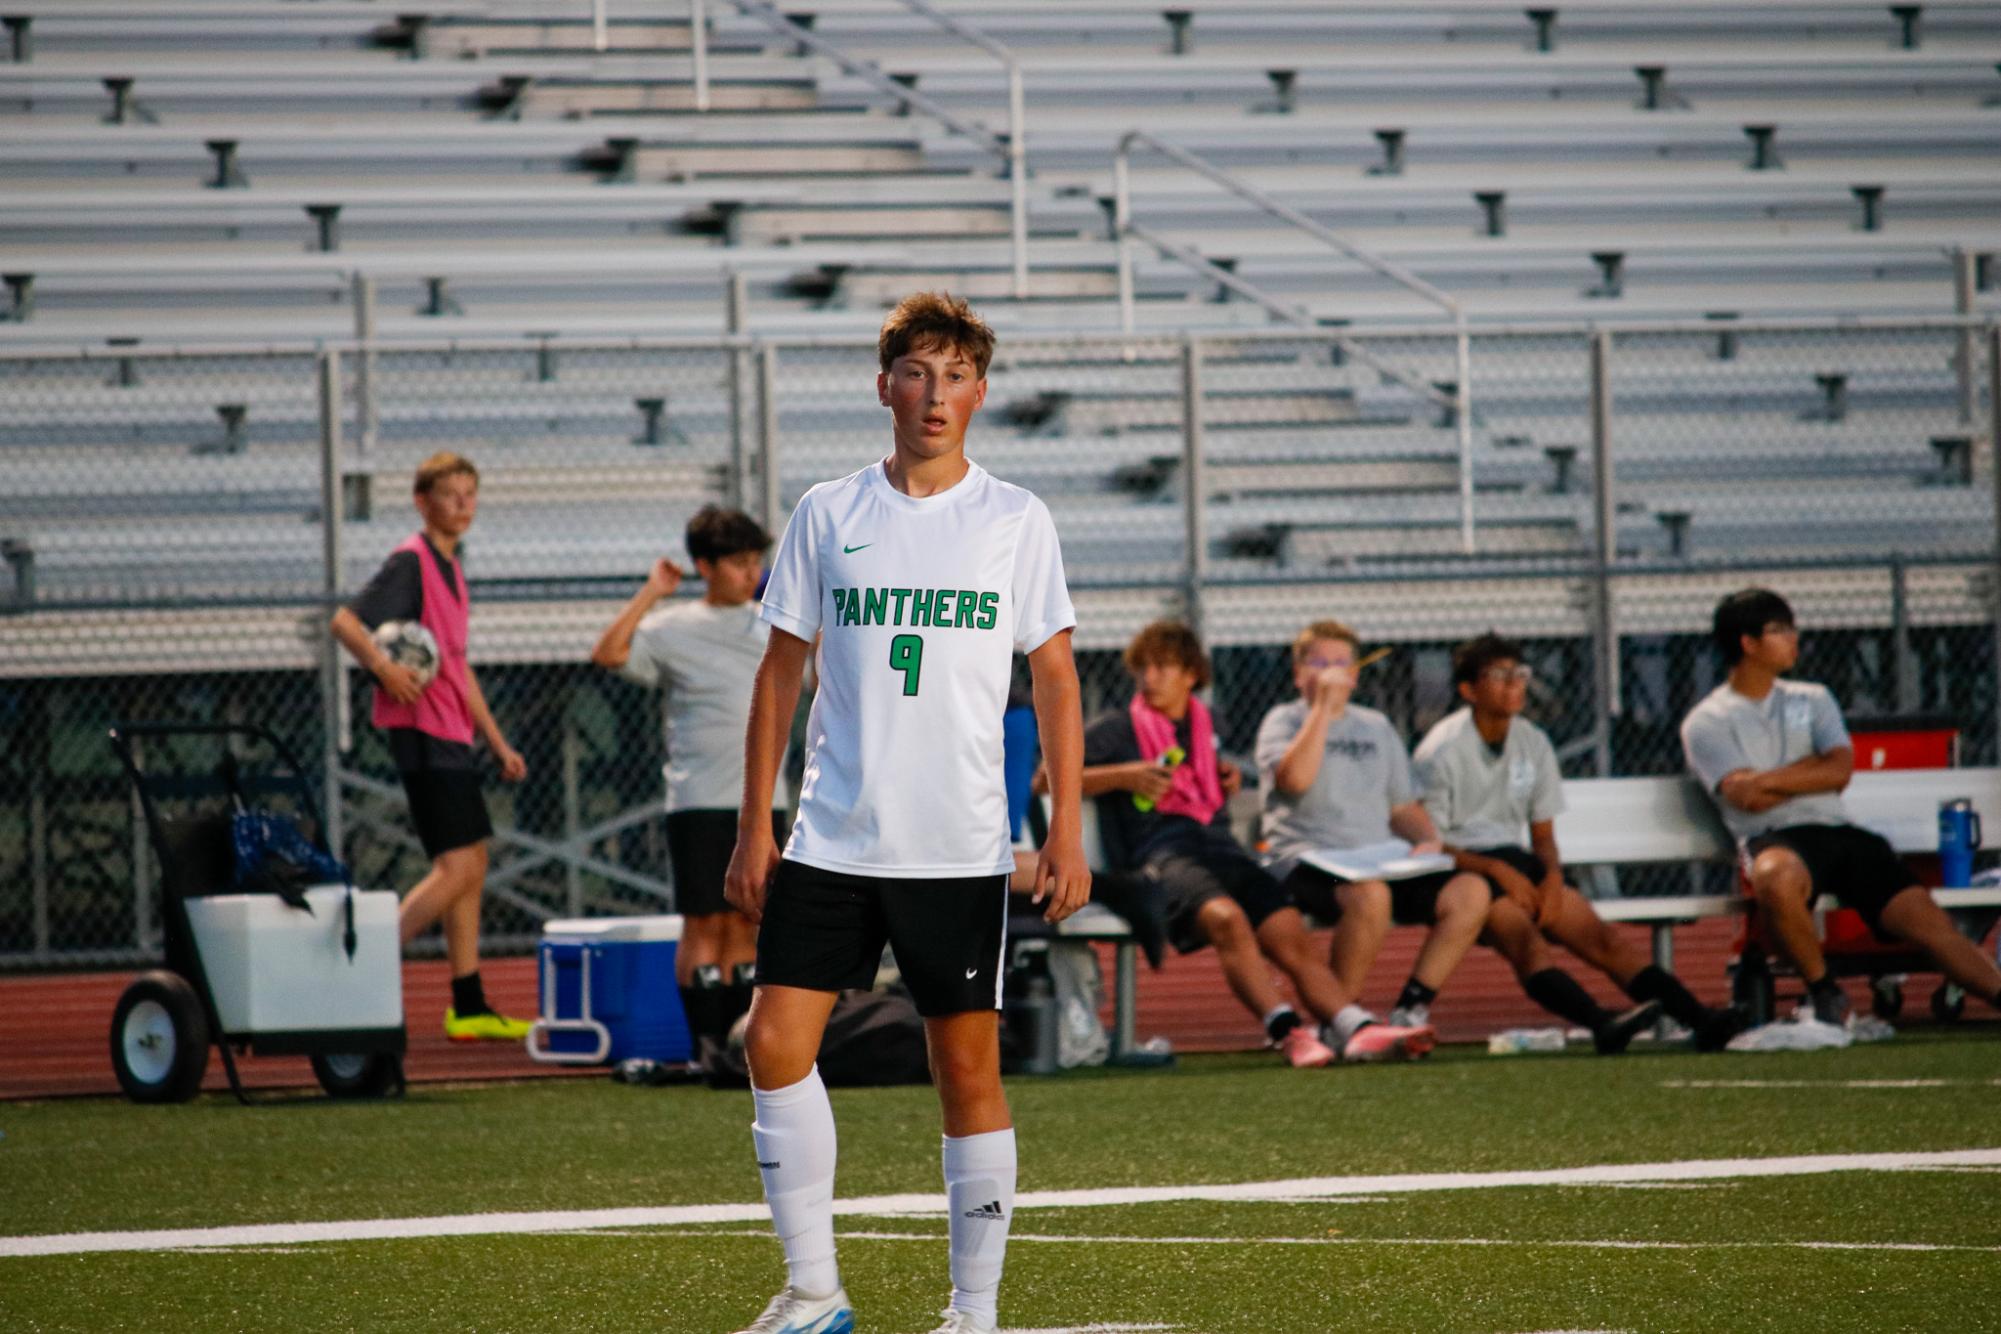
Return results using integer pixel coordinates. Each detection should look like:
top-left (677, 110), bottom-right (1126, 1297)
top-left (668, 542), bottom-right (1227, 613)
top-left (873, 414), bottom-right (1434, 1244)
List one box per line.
top-left (1283, 863), bottom-right (1488, 927)
top-left (1134, 823), bottom-right (1292, 955)
top-left (667, 808), bottom-right (790, 917)
top-left (389, 729), bottom-right (492, 860)
top-left (1745, 822), bottom-right (1907, 935)
top-left (756, 860), bottom-right (1009, 1016)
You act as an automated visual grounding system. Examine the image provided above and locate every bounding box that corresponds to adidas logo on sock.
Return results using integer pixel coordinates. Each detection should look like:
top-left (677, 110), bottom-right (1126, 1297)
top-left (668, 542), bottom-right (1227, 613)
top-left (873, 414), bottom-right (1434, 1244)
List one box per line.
top-left (961, 1199), bottom-right (1005, 1221)
top-left (757, 1161), bottom-right (780, 1170)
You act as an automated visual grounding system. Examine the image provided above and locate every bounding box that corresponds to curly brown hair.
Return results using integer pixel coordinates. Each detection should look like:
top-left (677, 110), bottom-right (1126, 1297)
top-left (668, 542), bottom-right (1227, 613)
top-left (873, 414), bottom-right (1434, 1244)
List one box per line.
top-left (877, 291), bottom-right (996, 377)
top-left (1123, 620), bottom-right (1211, 688)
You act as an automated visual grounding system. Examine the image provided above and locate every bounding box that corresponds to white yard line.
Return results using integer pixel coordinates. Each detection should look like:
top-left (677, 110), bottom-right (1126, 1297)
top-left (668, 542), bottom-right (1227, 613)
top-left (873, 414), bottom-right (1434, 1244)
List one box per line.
top-left (1662, 1078), bottom-right (2001, 1089)
top-left (690, 1228), bottom-right (2001, 1256)
top-left (6, 1147), bottom-right (2000, 1259)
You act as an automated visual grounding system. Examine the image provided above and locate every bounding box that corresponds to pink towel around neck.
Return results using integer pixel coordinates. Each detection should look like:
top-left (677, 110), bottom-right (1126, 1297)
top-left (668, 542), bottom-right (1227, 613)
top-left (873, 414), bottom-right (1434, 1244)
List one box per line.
top-left (1128, 692), bottom-right (1225, 825)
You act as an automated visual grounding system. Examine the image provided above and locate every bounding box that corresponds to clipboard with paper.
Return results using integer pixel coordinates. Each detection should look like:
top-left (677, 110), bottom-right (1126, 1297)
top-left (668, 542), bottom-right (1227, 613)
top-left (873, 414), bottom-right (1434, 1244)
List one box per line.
top-left (1298, 839), bottom-right (1453, 882)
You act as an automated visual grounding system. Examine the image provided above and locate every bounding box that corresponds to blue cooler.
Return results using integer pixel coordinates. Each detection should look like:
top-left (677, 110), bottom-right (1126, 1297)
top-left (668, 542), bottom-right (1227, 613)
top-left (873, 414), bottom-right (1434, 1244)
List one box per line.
top-left (527, 915), bottom-right (690, 1065)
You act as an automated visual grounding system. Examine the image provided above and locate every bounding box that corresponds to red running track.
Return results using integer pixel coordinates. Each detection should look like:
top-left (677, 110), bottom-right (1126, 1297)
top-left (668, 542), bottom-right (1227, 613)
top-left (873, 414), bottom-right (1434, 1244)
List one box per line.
top-left (3, 917), bottom-right (1985, 1099)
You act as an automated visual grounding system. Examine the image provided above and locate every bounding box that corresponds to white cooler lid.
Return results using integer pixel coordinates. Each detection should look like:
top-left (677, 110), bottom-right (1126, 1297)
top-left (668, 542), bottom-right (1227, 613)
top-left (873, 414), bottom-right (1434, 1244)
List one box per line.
top-left (542, 914), bottom-right (683, 943)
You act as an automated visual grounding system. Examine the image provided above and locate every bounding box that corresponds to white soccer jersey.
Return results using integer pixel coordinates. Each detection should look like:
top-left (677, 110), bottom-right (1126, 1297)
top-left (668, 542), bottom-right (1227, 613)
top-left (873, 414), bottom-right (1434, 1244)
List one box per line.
top-left (758, 459), bottom-right (1075, 877)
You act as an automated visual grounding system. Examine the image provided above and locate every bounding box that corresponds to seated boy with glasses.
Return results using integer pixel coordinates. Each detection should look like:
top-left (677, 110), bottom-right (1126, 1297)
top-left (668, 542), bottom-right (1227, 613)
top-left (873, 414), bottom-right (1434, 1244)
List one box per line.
top-left (1417, 632), bottom-right (1743, 1051)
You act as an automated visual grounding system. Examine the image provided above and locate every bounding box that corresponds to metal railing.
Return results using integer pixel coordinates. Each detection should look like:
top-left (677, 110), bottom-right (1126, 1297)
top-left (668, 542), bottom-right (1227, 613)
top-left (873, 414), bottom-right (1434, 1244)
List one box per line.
top-left (1114, 129), bottom-right (1477, 553)
top-left (692, 0), bottom-right (1030, 296)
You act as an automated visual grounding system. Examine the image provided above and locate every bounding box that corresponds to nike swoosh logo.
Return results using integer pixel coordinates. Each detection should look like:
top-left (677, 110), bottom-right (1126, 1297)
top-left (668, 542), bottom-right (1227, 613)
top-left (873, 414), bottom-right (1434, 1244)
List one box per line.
top-left (965, 967), bottom-right (979, 979)
top-left (843, 543), bottom-right (872, 554)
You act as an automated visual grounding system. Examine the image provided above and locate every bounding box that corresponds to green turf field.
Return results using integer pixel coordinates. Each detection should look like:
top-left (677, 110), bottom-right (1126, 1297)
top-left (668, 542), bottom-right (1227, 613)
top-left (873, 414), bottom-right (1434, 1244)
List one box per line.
top-left (5, 1033), bottom-right (1999, 1332)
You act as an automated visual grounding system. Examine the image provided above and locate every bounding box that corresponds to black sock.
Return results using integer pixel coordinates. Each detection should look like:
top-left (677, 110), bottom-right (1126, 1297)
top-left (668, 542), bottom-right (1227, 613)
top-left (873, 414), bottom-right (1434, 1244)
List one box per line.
top-left (1624, 964), bottom-right (1709, 1029)
top-left (1395, 979), bottom-right (1438, 1012)
top-left (450, 971), bottom-right (488, 1017)
top-left (731, 961), bottom-right (757, 988)
top-left (720, 982), bottom-right (754, 1036)
top-left (1524, 967), bottom-right (1608, 1030)
top-left (1807, 973), bottom-right (1843, 1003)
top-left (682, 964), bottom-right (727, 1044)
top-left (1265, 1008), bottom-right (1302, 1043)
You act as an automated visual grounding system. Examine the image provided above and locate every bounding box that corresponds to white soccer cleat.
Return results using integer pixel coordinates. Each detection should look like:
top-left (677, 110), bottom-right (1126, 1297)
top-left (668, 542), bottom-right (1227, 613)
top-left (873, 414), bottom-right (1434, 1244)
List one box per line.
top-left (733, 1286), bottom-right (854, 1334)
top-left (1387, 1003), bottom-right (1430, 1029)
top-left (926, 1308), bottom-right (997, 1333)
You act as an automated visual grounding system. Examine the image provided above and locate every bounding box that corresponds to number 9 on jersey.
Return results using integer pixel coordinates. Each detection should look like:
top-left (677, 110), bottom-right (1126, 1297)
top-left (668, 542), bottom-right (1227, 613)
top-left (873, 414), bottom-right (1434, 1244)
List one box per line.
top-left (889, 633), bottom-right (924, 696)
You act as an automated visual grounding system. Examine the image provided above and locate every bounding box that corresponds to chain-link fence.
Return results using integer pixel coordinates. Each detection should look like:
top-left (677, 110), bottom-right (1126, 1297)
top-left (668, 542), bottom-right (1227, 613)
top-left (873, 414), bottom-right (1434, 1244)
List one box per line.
top-left (4, 319), bottom-right (1996, 966)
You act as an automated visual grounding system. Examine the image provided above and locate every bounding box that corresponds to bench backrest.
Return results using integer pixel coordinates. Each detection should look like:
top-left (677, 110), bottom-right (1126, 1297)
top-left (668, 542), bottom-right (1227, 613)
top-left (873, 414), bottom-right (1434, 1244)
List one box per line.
top-left (1554, 767), bottom-right (2001, 866)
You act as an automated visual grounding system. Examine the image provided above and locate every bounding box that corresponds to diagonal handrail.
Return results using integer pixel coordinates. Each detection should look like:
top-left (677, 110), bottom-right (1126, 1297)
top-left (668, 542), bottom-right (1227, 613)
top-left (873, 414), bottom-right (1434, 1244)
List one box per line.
top-left (692, 0), bottom-right (1027, 295)
top-left (1114, 129), bottom-right (1478, 552)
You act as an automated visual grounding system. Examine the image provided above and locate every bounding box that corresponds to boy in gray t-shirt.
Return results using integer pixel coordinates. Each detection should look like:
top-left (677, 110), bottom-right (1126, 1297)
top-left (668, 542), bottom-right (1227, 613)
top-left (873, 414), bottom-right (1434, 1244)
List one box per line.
top-left (1255, 620), bottom-right (1492, 1054)
top-left (1416, 633), bottom-right (1741, 1051)
top-left (591, 505), bottom-right (788, 1053)
top-left (1681, 588), bottom-right (2001, 1025)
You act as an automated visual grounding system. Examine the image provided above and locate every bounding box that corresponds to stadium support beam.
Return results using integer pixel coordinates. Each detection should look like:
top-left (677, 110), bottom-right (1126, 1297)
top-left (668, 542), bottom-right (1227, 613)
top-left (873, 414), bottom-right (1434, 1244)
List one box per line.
top-left (1852, 184), bottom-right (1885, 232)
top-left (1526, 9), bottom-right (1557, 54)
top-left (1179, 337), bottom-right (1207, 639)
top-left (1, 272), bottom-right (31, 322)
top-left (1264, 69), bottom-right (1296, 114)
top-left (318, 348), bottom-right (348, 856)
top-left (1162, 9), bottom-right (1192, 56)
top-left (1706, 310), bottom-right (1739, 360)
top-left (1587, 251), bottom-right (1625, 298)
top-left (1475, 190), bottom-right (1506, 237)
top-left (1743, 124), bottom-right (1781, 171)
top-left (1954, 248), bottom-right (1977, 422)
top-left (205, 139), bottom-right (247, 189)
top-left (2, 536), bottom-right (33, 607)
top-left (634, 396), bottom-right (668, 446)
top-left (1633, 65), bottom-right (1681, 112)
top-left (4, 15), bottom-right (30, 63)
top-left (1892, 5), bottom-right (1923, 50)
top-left (1990, 325), bottom-right (2001, 763)
top-left (306, 203), bottom-right (341, 253)
top-left (1370, 128), bottom-right (1405, 176)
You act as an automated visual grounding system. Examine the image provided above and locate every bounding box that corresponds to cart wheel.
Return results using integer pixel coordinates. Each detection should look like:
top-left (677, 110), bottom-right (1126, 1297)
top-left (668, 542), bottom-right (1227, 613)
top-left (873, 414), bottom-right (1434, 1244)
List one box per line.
top-left (1930, 984), bottom-right (1966, 1024)
top-left (1870, 976), bottom-right (1904, 1021)
top-left (311, 1052), bottom-right (401, 1099)
top-left (110, 971), bottom-right (210, 1104)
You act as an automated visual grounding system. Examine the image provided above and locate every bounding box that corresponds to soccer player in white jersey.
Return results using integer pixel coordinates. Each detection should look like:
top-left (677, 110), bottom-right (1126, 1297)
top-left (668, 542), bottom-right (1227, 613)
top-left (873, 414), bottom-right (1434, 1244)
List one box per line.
top-left (724, 293), bottom-right (1090, 1334)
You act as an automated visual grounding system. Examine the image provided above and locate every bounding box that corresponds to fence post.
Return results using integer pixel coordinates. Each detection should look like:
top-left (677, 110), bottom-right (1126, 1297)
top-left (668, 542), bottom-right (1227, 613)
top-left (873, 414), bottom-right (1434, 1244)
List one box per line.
top-left (1991, 325), bottom-right (2001, 761)
top-left (758, 342), bottom-right (783, 539)
top-left (319, 347), bottom-right (347, 857)
top-left (726, 271), bottom-right (749, 508)
top-left (1180, 335), bottom-right (1208, 637)
top-left (351, 272), bottom-right (376, 462)
top-left (592, 0), bottom-right (608, 51)
top-left (1455, 320), bottom-right (1475, 554)
top-left (1588, 329), bottom-right (1618, 777)
top-left (29, 684), bottom-right (49, 957)
top-left (690, 0), bottom-right (709, 111)
top-left (1955, 249), bottom-right (1977, 424)
top-left (1889, 554), bottom-right (1918, 714)
top-left (1006, 63), bottom-right (1028, 299)
top-left (562, 713), bottom-right (583, 919)
top-left (131, 735), bottom-right (152, 951)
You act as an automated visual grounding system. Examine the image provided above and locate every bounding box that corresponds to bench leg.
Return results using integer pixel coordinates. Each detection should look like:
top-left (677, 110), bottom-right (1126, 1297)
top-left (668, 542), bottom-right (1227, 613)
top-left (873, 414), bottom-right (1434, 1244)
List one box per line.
top-left (1113, 941), bottom-right (1136, 1056)
top-left (1651, 923), bottom-right (1675, 1040)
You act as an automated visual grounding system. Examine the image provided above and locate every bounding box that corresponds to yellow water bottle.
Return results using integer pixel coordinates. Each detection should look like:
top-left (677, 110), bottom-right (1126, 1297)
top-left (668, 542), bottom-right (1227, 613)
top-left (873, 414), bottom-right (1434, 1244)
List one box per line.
top-left (1133, 745), bottom-right (1186, 812)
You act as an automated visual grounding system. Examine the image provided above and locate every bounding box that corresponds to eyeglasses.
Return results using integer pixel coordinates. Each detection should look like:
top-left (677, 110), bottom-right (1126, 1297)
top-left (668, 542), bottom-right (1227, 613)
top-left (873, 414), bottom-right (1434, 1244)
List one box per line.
top-left (1480, 665), bottom-right (1534, 685)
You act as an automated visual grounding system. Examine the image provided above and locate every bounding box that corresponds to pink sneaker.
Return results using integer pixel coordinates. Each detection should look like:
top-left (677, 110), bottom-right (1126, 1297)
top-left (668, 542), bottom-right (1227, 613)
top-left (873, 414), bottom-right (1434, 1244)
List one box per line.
top-left (1279, 1024), bottom-right (1337, 1068)
top-left (1340, 1022), bottom-right (1436, 1063)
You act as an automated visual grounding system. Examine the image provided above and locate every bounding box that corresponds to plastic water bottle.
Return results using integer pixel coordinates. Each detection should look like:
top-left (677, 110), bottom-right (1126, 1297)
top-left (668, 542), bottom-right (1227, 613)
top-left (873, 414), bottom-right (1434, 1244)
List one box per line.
top-left (1938, 798), bottom-right (1981, 888)
top-left (1486, 1027), bottom-right (1567, 1055)
top-left (1132, 746), bottom-right (1186, 813)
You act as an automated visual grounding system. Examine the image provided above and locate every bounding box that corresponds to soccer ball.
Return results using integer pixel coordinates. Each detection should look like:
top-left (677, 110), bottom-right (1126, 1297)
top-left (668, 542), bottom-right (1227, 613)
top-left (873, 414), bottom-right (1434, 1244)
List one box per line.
top-left (371, 619), bottom-right (439, 687)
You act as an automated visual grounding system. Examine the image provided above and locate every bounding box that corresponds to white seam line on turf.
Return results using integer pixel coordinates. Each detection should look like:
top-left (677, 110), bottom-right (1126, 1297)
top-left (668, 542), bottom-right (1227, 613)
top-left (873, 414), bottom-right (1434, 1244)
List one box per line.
top-left (1662, 1078), bottom-right (2001, 1089)
top-left (661, 1229), bottom-right (2001, 1255)
top-left (6, 1147), bottom-right (2000, 1259)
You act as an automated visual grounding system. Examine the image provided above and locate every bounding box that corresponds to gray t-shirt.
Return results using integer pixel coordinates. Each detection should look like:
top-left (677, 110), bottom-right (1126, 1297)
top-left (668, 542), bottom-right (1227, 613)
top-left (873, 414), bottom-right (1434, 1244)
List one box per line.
top-left (1255, 700), bottom-right (1412, 881)
top-left (621, 598), bottom-right (786, 813)
top-left (1411, 708), bottom-right (1565, 851)
top-left (1679, 679), bottom-right (1851, 842)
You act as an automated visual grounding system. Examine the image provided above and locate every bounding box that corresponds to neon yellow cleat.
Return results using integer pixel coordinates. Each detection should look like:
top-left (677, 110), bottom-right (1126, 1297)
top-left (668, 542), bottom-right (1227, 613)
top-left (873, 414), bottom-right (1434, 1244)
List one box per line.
top-left (443, 1007), bottom-right (533, 1043)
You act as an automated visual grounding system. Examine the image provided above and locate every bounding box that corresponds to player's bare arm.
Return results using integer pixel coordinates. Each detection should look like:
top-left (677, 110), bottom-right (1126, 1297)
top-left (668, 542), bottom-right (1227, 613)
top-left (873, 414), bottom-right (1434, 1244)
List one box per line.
top-left (1388, 799), bottom-right (1444, 856)
top-left (589, 557), bottom-right (683, 670)
top-left (1267, 663), bottom-right (1350, 794)
top-left (1528, 819), bottom-right (1568, 921)
top-left (1026, 629), bottom-right (1090, 923)
top-left (726, 626), bottom-right (810, 923)
top-left (464, 666), bottom-right (526, 781)
top-left (328, 606), bottom-right (423, 705)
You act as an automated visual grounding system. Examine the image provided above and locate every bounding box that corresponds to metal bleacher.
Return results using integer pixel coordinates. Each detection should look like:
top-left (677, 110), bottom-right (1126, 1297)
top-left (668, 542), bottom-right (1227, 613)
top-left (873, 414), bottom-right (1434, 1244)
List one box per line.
top-left (2, 1), bottom-right (1997, 653)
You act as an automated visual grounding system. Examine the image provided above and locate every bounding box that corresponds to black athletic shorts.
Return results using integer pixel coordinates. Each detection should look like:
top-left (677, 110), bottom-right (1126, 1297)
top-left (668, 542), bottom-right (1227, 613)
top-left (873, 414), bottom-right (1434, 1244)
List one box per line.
top-left (1470, 845), bottom-right (1549, 889)
top-left (399, 768), bottom-right (492, 860)
top-left (1135, 827), bottom-right (1292, 955)
top-left (1746, 823), bottom-right (1913, 935)
top-left (1284, 864), bottom-right (1486, 928)
top-left (666, 808), bottom-right (789, 918)
top-left (756, 859), bottom-right (1009, 1017)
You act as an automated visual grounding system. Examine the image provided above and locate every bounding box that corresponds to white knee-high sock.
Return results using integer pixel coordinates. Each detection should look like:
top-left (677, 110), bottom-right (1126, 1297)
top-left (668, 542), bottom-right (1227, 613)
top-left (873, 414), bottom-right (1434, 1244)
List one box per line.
top-left (751, 1066), bottom-right (840, 1298)
top-left (943, 1127), bottom-right (1016, 1324)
